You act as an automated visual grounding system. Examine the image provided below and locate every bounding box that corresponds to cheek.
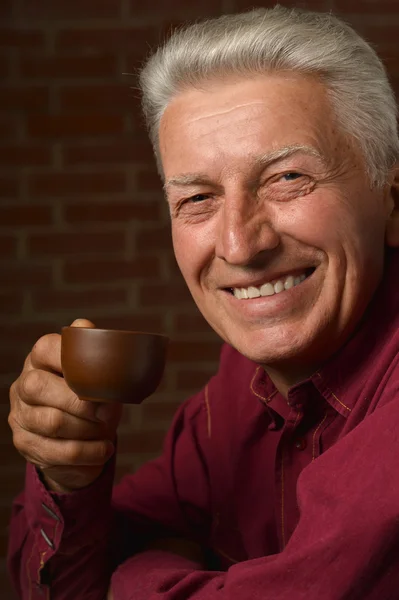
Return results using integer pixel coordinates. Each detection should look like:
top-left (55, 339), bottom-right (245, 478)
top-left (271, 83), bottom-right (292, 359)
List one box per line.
top-left (171, 223), bottom-right (210, 283)
top-left (279, 190), bottom-right (383, 251)
top-left (276, 197), bottom-right (343, 249)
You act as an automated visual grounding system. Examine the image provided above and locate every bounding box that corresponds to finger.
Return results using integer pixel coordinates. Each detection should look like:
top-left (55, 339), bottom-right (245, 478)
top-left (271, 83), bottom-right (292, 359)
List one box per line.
top-left (16, 369), bottom-right (101, 422)
top-left (29, 319), bottom-right (96, 373)
top-left (30, 333), bottom-right (62, 373)
top-left (70, 318), bottom-right (96, 329)
top-left (16, 429), bottom-right (114, 467)
top-left (15, 405), bottom-right (109, 441)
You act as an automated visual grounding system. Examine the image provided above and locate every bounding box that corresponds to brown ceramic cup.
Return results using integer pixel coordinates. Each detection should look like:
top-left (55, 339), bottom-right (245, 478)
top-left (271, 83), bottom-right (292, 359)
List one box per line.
top-left (61, 327), bottom-right (169, 404)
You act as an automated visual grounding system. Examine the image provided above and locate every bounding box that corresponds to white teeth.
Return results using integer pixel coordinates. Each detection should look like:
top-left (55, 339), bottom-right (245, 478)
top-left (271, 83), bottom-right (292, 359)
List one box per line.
top-left (260, 282), bottom-right (274, 296)
top-left (232, 271), bottom-right (310, 300)
top-left (234, 288), bottom-right (243, 300)
top-left (284, 275), bottom-right (294, 290)
top-left (248, 286), bottom-right (261, 299)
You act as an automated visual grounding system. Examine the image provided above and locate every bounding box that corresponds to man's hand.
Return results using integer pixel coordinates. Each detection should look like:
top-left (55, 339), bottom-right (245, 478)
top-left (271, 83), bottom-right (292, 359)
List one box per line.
top-left (8, 319), bottom-right (122, 493)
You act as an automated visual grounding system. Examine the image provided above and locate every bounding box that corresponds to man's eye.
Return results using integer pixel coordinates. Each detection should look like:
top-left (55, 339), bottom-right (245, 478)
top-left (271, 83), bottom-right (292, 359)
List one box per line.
top-left (187, 194), bottom-right (209, 203)
top-left (281, 172), bottom-right (303, 182)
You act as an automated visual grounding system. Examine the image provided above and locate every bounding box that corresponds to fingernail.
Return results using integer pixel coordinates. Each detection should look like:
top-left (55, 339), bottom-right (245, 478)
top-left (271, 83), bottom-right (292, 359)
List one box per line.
top-left (70, 318), bottom-right (95, 329)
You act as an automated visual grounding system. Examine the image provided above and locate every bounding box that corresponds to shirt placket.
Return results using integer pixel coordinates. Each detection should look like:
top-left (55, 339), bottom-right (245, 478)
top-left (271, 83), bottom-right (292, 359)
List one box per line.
top-left (275, 402), bottom-right (304, 551)
top-left (274, 384), bottom-right (334, 551)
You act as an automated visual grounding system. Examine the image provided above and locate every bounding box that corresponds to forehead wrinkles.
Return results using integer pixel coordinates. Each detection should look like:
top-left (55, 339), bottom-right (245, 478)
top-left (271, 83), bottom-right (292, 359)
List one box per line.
top-left (177, 103), bottom-right (268, 153)
top-left (187, 100), bottom-right (267, 124)
top-left (160, 76), bottom-right (351, 180)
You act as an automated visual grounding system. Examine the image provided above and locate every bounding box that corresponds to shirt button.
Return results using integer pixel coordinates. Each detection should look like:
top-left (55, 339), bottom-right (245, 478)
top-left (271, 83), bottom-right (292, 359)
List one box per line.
top-left (295, 437), bottom-right (307, 450)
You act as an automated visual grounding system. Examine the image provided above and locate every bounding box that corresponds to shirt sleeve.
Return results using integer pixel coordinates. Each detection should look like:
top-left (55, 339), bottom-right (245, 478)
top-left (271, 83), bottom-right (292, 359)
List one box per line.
top-left (7, 391), bottom-right (212, 600)
top-left (108, 397), bottom-right (399, 600)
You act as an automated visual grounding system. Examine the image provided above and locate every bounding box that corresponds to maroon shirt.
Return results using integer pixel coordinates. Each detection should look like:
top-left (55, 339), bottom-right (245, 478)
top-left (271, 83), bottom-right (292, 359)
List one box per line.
top-left (8, 249), bottom-right (399, 600)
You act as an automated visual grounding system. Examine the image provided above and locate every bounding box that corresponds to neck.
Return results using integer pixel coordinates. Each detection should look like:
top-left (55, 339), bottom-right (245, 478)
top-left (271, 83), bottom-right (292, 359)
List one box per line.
top-left (263, 363), bottom-right (317, 399)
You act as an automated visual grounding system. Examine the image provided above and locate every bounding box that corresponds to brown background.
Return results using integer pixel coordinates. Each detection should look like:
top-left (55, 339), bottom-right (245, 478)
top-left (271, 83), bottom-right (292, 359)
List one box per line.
top-left (1, 0), bottom-right (398, 597)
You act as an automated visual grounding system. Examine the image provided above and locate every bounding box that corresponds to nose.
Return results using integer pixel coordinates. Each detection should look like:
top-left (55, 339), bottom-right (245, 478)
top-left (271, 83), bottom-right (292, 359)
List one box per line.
top-left (215, 191), bottom-right (280, 266)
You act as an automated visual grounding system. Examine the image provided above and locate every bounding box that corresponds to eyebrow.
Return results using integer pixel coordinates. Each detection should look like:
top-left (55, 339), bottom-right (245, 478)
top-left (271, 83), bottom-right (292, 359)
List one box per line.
top-left (163, 144), bottom-right (326, 192)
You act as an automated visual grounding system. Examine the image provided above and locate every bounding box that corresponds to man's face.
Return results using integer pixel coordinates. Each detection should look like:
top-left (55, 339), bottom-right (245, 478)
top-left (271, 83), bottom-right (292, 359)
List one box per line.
top-left (159, 74), bottom-right (393, 375)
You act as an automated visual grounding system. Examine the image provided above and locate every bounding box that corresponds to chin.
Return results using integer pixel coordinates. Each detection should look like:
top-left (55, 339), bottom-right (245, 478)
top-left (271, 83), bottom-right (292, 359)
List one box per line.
top-left (223, 328), bottom-right (309, 366)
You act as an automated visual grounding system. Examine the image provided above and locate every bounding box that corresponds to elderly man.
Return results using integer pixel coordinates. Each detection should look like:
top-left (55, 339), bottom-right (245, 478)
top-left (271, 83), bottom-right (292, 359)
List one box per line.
top-left (7, 5), bottom-right (399, 600)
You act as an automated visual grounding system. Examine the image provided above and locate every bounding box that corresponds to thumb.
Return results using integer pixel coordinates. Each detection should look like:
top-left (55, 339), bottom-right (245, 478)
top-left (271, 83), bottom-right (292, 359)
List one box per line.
top-left (70, 318), bottom-right (96, 329)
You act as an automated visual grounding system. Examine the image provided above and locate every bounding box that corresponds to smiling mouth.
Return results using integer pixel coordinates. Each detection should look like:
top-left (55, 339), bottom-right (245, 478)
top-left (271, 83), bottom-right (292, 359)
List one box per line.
top-left (226, 268), bottom-right (315, 299)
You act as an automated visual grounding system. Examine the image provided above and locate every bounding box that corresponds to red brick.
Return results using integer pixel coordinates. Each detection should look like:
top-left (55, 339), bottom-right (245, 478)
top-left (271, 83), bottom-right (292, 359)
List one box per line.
top-left (0, 29), bottom-right (45, 48)
top-left (94, 314), bottom-right (164, 333)
top-left (59, 84), bottom-right (134, 112)
top-left (20, 54), bottom-right (117, 79)
top-left (0, 205), bottom-right (52, 227)
top-left (235, 0), bottom-right (329, 10)
top-left (1, 464), bottom-right (26, 496)
top-left (129, 0), bottom-right (223, 17)
top-left (0, 291), bottom-right (24, 314)
top-left (0, 533), bottom-right (10, 560)
top-left (176, 368), bottom-right (215, 389)
top-left (20, 0), bottom-right (121, 19)
top-left (168, 340), bottom-right (222, 363)
top-left (139, 280), bottom-right (193, 308)
top-left (29, 231), bottom-right (125, 256)
top-left (334, 0), bottom-right (399, 13)
top-left (27, 114), bottom-right (124, 138)
top-left (56, 27), bottom-right (158, 54)
top-left (0, 571), bottom-right (18, 600)
top-left (0, 322), bottom-right (58, 346)
top-left (62, 139), bottom-right (153, 164)
top-left (0, 86), bottom-right (49, 112)
top-left (0, 264), bottom-right (53, 288)
top-left (174, 312), bottom-right (214, 334)
top-left (0, 176), bottom-right (18, 198)
top-left (0, 145), bottom-right (51, 167)
top-left (358, 23), bottom-right (399, 44)
top-left (0, 55), bottom-right (8, 79)
top-left (63, 201), bottom-right (160, 223)
top-left (137, 169), bottom-right (162, 192)
top-left (118, 430), bottom-right (165, 454)
top-left (32, 288), bottom-right (127, 312)
top-left (0, 117), bottom-right (17, 139)
top-left (29, 171), bottom-right (125, 196)
top-left (0, 348), bottom-right (26, 374)
top-left (142, 401), bottom-right (181, 422)
top-left (167, 255), bottom-right (183, 278)
top-left (374, 42), bottom-right (399, 59)
top-left (0, 0), bottom-right (12, 19)
top-left (136, 225), bottom-right (172, 251)
top-left (0, 505), bottom-right (13, 532)
top-left (63, 256), bottom-right (160, 283)
top-left (0, 235), bottom-right (17, 258)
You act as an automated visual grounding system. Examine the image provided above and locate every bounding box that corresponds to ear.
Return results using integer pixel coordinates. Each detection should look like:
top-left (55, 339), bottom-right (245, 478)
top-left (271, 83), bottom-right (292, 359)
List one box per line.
top-left (385, 165), bottom-right (399, 248)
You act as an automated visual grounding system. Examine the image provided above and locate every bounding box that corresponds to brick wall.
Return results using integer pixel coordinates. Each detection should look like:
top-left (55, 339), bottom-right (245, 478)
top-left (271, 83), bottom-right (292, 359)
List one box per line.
top-left (1, 0), bottom-right (398, 597)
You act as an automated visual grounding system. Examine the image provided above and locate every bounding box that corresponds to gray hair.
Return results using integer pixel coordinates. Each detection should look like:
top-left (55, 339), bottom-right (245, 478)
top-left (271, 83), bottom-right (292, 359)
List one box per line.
top-left (139, 5), bottom-right (399, 186)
